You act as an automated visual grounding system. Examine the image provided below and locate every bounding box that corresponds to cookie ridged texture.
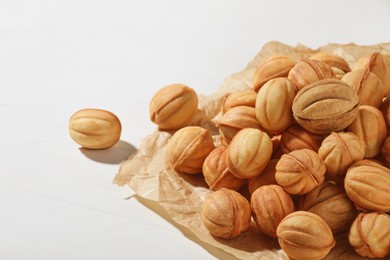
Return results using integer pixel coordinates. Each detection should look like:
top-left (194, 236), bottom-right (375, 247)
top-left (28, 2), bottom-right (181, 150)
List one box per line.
top-left (288, 58), bottom-right (335, 91)
top-left (368, 52), bottom-right (386, 85)
top-left (280, 124), bottom-right (323, 154)
top-left (167, 126), bottom-right (215, 174)
top-left (255, 77), bottom-right (296, 135)
top-left (354, 52), bottom-right (388, 95)
top-left (318, 132), bottom-right (365, 176)
top-left (222, 89), bottom-right (257, 113)
top-left (201, 188), bottom-right (251, 239)
top-left (344, 160), bottom-right (390, 212)
top-left (252, 56), bottom-right (296, 92)
top-left (69, 108), bottom-right (122, 149)
top-left (275, 149), bottom-right (326, 195)
top-left (276, 211), bottom-right (335, 260)
top-left (149, 83), bottom-right (198, 130)
top-left (346, 105), bottom-right (387, 158)
top-left (292, 79), bottom-right (359, 134)
top-left (250, 185), bottom-right (294, 237)
top-left (299, 181), bottom-right (357, 233)
top-left (226, 128), bottom-right (272, 179)
top-left (342, 69), bottom-right (384, 108)
top-left (202, 147), bottom-right (246, 191)
top-left (217, 106), bottom-right (262, 144)
top-left (349, 212), bottom-right (390, 258)
top-left (310, 53), bottom-right (351, 73)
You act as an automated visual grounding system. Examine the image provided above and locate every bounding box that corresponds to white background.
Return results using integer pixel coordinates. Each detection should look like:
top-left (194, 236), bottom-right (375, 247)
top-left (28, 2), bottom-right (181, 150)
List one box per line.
top-left (1, 0), bottom-right (390, 259)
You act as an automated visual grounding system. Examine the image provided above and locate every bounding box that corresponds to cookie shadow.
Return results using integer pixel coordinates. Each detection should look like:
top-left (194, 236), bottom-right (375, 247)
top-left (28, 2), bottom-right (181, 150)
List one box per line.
top-left (79, 140), bottom-right (137, 164)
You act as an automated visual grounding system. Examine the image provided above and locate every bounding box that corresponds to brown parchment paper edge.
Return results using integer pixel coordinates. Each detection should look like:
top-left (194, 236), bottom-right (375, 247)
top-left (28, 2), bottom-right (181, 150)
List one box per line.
top-left (114, 41), bottom-right (390, 260)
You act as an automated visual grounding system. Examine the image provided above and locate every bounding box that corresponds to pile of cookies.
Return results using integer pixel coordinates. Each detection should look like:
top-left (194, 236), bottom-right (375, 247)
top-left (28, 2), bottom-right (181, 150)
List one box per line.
top-left (149, 52), bottom-right (390, 259)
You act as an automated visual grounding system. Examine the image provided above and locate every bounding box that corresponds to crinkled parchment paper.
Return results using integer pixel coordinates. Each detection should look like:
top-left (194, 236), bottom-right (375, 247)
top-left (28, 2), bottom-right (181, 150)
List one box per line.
top-left (114, 41), bottom-right (390, 260)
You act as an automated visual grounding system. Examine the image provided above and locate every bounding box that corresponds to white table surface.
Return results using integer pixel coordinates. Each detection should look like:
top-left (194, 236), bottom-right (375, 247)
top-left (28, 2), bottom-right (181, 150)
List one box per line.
top-left (1, 1), bottom-right (389, 259)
